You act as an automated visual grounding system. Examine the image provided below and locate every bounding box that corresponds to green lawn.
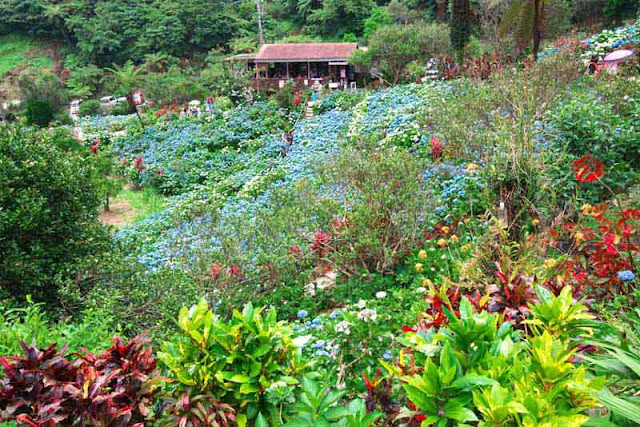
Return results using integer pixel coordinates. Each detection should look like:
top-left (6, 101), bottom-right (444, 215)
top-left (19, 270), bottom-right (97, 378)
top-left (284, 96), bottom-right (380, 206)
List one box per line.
top-left (0, 35), bottom-right (55, 77)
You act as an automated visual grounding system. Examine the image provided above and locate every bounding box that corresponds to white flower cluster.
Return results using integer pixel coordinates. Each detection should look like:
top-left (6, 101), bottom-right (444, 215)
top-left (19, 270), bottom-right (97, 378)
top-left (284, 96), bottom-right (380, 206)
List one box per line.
top-left (357, 308), bottom-right (377, 322)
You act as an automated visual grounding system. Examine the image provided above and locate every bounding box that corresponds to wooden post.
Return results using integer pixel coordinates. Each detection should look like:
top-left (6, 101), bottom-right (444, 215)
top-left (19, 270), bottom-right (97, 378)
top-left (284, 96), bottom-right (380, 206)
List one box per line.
top-left (307, 61), bottom-right (311, 80)
top-left (286, 62), bottom-right (290, 80)
top-left (256, 63), bottom-right (259, 91)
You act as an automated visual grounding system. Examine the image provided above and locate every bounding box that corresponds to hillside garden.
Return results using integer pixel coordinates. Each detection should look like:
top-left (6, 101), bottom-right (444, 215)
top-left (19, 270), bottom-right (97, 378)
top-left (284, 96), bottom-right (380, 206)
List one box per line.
top-left (1, 21), bottom-right (640, 426)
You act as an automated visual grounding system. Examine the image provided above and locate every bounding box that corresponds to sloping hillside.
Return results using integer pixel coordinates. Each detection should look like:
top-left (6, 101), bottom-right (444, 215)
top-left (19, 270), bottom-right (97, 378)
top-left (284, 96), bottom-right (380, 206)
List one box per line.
top-left (0, 35), bottom-right (57, 100)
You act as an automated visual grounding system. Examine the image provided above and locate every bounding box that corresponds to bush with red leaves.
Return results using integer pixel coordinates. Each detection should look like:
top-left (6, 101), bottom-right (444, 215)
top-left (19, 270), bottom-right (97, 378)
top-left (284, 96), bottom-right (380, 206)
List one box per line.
top-left (0, 336), bottom-right (158, 426)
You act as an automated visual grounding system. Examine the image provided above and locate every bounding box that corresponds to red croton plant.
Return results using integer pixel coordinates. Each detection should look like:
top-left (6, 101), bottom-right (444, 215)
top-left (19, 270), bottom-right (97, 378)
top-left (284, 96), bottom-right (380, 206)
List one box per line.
top-left (545, 155), bottom-right (639, 298)
top-left (0, 336), bottom-right (158, 426)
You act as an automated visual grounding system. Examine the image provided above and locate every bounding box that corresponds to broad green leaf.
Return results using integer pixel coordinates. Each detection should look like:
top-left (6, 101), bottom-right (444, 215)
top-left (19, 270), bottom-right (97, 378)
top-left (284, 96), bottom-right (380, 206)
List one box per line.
top-left (255, 413), bottom-right (269, 427)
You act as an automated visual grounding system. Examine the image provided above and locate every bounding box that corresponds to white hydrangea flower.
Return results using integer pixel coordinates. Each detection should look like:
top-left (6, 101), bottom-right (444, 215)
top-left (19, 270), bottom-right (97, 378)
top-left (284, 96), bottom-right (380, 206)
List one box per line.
top-left (335, 321), bottom-right (351, 335)
top-left (357, 308), bottom-right (377, 322)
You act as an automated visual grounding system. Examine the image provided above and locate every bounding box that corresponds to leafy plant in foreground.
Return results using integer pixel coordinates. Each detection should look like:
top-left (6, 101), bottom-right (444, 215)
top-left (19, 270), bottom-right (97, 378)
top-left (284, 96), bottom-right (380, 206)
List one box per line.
top-left (394, 296), bottom-right (603, 426)
top-left (284, 377), bottom-right (382, 427)
top-left (0, 336), bottom-right (157, 426)
top-left (159, 299), bottom-right (311, 421)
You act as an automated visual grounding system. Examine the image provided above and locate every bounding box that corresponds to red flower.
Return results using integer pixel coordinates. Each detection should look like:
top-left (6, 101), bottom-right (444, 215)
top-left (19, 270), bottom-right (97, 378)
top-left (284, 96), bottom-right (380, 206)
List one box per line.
top-left (229, 265), bottom-right (241, 276)
top-left (288, 244), bottom-right (303, 258)
top-left (572, 155), bottom-right (604, 183)
top-left (135, 157), bottom-right (143, 165)
top-left (430, 136), bottom-right (443, 159)
top-left (157, 168), bottom-right (164, 175)
top-left (90, 144), bottom-right (99, 154)
top-left (402, 325), bottom-right (417, 333)
top-left (311, 230), bottom-right (332, 254)
top-left (211, 262), bottom-right (221, 281)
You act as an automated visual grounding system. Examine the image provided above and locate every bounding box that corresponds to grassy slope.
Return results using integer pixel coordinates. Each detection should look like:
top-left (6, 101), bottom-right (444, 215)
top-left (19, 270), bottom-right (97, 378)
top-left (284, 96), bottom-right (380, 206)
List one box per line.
top-left (0, 35), bottom-right (55, 78)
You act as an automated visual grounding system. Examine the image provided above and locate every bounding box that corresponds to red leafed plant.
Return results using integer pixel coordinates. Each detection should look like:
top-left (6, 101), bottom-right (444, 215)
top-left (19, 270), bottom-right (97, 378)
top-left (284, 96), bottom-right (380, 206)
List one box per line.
top-left (550, 205), bottom-right (640, 298)
top-left (362, 370), bottom-right (412, 426)
top-left (157, 391), bottom-right (235, 427)
top-left (0, 336), bottom-right (158, 426)
top-left (487, 267), bottom-right (537, 325)
top-left (412, 286), bottom-right (486, 331)
top-left (572, 155), bottom-right (604, 183)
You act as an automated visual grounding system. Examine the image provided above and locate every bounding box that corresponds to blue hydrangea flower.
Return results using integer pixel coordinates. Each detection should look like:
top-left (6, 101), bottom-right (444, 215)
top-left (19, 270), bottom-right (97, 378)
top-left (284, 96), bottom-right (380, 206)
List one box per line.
top-left (329, 310), bottom-right (341, 319)
top-left (297, 310), bottom-right (308, 319)
top-left (618, 270), bottom-right (636, 282)
top-left (383, 350), bottom-right (393, 361)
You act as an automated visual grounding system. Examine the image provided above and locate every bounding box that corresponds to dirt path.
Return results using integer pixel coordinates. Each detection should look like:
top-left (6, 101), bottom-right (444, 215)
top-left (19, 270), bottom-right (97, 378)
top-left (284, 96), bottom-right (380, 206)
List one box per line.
top-left (98, 200), bottom-right (136, 228)
top-left (98, 184), bottom-right (136, 228)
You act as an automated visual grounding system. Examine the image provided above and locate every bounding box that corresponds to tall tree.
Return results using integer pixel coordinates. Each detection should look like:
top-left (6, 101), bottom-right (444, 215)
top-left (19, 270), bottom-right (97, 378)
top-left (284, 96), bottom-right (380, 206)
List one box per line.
top-left (256, 0), bottom-right (265, 45)
top-left (450, 0), bottom-right (471, 56)
top-left (500, 0), bottom-right (546, 61)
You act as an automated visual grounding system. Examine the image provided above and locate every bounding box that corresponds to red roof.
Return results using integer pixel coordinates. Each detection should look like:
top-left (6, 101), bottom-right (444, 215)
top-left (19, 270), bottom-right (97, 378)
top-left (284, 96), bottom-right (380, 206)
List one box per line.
top-left (254, 43), bottom-right (357, 62)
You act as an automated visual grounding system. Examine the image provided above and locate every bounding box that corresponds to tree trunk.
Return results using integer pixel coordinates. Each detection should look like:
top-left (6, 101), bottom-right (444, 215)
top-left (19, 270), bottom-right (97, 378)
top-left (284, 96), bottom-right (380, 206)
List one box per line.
top-left (256, 0), bottom-right (265, 45)
top-left (532, 0), bottom-right (541, 61)
top-left (436, 0), bottom-right (448, 21)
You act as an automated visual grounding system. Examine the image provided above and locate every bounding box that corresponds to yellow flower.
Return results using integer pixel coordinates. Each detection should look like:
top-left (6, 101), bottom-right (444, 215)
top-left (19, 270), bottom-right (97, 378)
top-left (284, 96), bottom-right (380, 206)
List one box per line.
top-left (418, 249), bottom-right (427, 259)
top-left (437, 238), bottom-right (448, 248)
top-left (461, 243), bottom-right (472, 251)
top-left (422, 278), bottom-right (433, 287)
top-left (415, 263), bottom-right (424, 273)
top-left (581, 204), bottom-right (593, 216)
top-left (574, 231), bottom-right (585, 242)
top-left (531, 219), bottom-right (539, 227)
top-left (466, 163), bottom-right (479, 172)
top-left (442, 226), bottom-right (450, 234)
top-left (544, 258), bottom-right (557, 268)
top-left (449, 235), bottom-right (459, 243)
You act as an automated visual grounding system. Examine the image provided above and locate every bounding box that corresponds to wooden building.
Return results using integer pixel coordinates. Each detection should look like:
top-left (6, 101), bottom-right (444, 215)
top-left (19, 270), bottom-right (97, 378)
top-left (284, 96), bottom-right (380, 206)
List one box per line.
top-left (225, 43), bottom-right (359, 91)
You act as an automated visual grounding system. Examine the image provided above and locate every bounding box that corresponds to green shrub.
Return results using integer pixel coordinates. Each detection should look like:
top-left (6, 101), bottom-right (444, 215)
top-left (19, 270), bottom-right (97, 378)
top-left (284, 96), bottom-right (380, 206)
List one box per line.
top-left (543, 76), bottom-right (640, 204)
top-left (158, 299), bottom-right (311, 422)
top-left (0, 127), bottom-right (110, 303)
top-left (24, 99), bottom-right (53, 127)
top-left (0, 297), bottom-right (116, 357)
top-left (78, 99), bottom-right (100, 117)
top-left (111, 102), bottom-right (130, 116)
top-left (393, 296), bottom-right (604, 426)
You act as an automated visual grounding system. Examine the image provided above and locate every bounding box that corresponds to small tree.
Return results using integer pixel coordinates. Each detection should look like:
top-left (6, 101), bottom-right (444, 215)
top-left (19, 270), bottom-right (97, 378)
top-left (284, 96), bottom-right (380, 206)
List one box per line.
top-left (25, 100), bottom-right (54, 127)
top-left (105, 61), bottom-right (143, 114)
top-left (0, 127), bottom-right (109, 303)
top-left (65, 64), bottom-right (104, 97)
top-left (19, 70), bottom-right (67, 126)
top-left (352, 23), bottom-right (451, 84)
